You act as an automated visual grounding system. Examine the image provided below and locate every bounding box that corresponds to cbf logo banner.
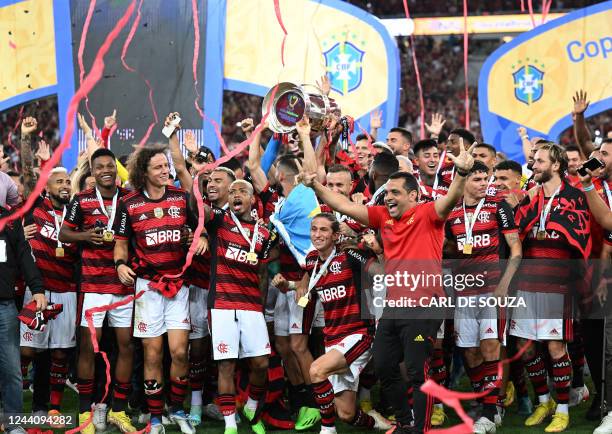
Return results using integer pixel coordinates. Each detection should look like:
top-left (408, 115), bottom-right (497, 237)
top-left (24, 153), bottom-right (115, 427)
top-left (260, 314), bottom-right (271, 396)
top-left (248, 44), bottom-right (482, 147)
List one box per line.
top-left (478, 1), bottom-right (612, 163)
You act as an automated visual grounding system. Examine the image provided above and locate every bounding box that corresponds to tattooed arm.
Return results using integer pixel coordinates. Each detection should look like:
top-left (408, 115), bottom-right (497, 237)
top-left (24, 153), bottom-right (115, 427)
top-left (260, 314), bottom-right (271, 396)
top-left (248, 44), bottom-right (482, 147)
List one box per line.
top-left (20, 117), bottom-right (38, 198)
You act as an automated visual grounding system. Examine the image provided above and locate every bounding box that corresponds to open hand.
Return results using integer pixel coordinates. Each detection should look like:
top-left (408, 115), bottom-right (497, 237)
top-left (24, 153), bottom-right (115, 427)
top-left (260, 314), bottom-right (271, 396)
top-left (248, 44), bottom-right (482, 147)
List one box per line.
top-left (447, 137), bottom-right (476, 173)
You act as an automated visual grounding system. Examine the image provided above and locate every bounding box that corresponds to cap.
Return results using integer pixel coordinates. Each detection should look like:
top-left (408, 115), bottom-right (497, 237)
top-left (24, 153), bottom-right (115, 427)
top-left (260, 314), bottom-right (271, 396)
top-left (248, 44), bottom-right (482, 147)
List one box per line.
top-left (194, 146), bottom-right (216, 163)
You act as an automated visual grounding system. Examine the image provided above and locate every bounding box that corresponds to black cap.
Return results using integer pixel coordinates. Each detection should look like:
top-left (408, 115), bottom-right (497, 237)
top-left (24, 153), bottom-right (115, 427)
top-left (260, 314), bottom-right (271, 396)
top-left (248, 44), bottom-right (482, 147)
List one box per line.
top-left (194, 146), bottom-right (215, 163)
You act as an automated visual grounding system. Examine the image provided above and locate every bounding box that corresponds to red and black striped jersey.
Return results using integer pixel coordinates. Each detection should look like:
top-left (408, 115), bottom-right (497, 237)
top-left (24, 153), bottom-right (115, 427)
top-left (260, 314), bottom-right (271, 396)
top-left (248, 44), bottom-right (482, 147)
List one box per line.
top-left (207, 209), bottom-right (275, 312)
top-left (304, 248), bottom-right (375, 345)
top-left (256, 183), bottom-right (282, 221)
top-left (115, 186), bottom-right (195, 282)
top-left (581, 177), bottom-right (612, 254)
top-left (516, 196), bottom-right (577, 294)
top-left (186, 204), bottom-right (225, 289)
top-left (415, 172), bottom-right (450, 204)
top-left (63, 187), bottom-right (131, 295)
top-left (439, 159), bottom-right (455, 187)
top-left (25, 196), bottom-right (77, 293)
top-left (277, 238), bottom-right (304, 281)
top-left (444, 197), bottom-right (517, 295)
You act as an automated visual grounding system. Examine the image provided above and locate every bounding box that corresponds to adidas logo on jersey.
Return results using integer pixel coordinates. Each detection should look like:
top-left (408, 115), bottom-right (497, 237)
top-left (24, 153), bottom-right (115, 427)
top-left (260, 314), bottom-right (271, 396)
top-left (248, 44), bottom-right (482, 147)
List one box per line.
top-left (453, 218), bottom-right (462, 224)
top-left (414, 335), bottom-right (424, 342)
top-left (230, 226), bottom-right (240, 233)
top-left (139, 214), bottom-right (148, 221)
top-left (92, 209), bottom-right (101, 215)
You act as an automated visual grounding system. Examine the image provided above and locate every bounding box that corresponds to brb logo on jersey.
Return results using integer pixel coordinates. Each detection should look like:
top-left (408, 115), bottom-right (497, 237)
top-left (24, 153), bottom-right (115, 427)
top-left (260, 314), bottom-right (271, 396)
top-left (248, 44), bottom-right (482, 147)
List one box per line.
top-left (319, 285), bottom-right (346, 302)
top-left (512, 60), bottom-right (545, 105)
top-left (323, 34), bottom-right (365, 96)
top-left (145, 229), bottom-right (181, 246)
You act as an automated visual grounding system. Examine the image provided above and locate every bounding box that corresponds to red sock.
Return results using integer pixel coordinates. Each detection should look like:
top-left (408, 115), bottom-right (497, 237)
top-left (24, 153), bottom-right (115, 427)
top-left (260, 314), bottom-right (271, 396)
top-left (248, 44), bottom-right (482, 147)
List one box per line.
top-left (169, 376), bottom-right (189, 411)
top-left (429, 348), bottom-right (447, 405)
top-left (481, 360), bottom-right (501, 420)
top-left (217, 393), bottom-right (236, 416)
top-left (551, 353), bottom-right (572, 404)
top-left (144, 380), bottom-right (164, 418)
top-left (524, 353), bottom-right (549, 397)
top-left (312, 380), bottom-right (336, 428)
top-left (249, 383), bottom-right (266, 402)
top-left (112, 381), bottom-right (131, 412)
top-left (49, 357), bottom-right (69, 410)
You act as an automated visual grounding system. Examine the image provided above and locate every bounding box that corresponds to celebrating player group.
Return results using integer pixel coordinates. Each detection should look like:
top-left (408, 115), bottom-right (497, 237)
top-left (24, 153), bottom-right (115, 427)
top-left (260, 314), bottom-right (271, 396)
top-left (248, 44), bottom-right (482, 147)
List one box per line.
top-left (1, 86), bottom-right (611, 434)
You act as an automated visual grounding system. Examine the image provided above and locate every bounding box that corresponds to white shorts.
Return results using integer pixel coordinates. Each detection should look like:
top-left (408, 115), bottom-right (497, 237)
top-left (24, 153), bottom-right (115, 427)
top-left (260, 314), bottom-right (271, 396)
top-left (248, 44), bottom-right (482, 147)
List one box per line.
top-left (133, 278), bottom-right (191, 338)
top-left (189, 285), bottom-right (209, 340)
top-left (80, 292), bottom-right (134, 329)
top-left (509, 290), bottom-right (571, 341)
top-left (210, 309), bottom-right (271, 360)
top-left (274, 290), bottom-right (291, 337)
top-left (288, 296), bottom-right (325, 335)
top-left (20, 290), bottom-right (77, 349)
top-left (326, 334), bottom-right (373, 393)
top-left (454, 295), bottom-right (506, 348)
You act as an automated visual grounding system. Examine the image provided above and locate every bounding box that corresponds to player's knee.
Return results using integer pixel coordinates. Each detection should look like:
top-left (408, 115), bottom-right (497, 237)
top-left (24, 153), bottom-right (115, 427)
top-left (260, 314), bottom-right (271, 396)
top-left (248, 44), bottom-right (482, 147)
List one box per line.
top-left (250, 356), bottom-right (269, 374)
top-left (143, 349), bottom-right (163, 367)
top-left (290, 335), bottom-right (308, 355)
top-left (218, 360), bottom-right (235, 378)
top-left (547, 341), bottom-right (565, 359)
top-left (309, 360), bottom-right (326, 383)
top-left (170, 345), bottom-right (189, 365)
top-left (275, 338), bottom-right (290, 358)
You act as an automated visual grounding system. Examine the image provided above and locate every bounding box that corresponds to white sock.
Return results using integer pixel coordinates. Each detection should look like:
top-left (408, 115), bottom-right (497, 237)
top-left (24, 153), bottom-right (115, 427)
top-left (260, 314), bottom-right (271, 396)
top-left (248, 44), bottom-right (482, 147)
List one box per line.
top-left (224, 413), bottom-right (237, 429)
top-left (538, 393), bottom-right (550, 404)
top-left (246, 397), bottom-right (258, 412)
top-left (191, 390), bottom-right (202, 407)
top-left (556, 404), bottom-right (569, 414)
top-left (358, 387), bottom-right (371, 401)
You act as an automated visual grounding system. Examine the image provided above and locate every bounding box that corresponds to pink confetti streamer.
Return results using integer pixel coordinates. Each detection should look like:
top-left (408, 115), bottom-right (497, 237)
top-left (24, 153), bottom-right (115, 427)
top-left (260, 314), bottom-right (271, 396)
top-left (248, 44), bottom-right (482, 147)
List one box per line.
top-left (541, 0), bottom-right (552, 24)
top-left (121, 0), bottom-right (159, 147)
top-left (190, 0), bottom-right (205, 119)
top-left (527, 0), bottom-right (536, 28)
top-left (402, 1), bottom-right (426, 139)
top-left (463, 0), bottom-right (470, 129)
top-left (8, 40), bottom-right (16, 49)
top-left (0, 0), bottom-right (136, 230)
top-left (273, 0), bottom-right (288, 67)
top-left (77, 0), bottom-right (101, 136)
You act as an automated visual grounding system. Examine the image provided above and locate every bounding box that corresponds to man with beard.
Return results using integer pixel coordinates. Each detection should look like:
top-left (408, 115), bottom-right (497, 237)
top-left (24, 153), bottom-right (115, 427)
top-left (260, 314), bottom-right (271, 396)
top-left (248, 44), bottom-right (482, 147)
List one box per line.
top-left (301, 138), bottom-right (476, 434)
top-left (60, 148), bottom-right (136, 434)
top-left (186, 166), bottom-right (236, 425)
top-left (510, 143), bottom-right (591, 433)
top-left (205, 179), bottom-right (275, 434)
top-left (444, 161), bottom-right (522, 433)
top-left (114, 146), bottom-right (207, 434)
top-left (366, 152), bottom-right (399, 205)
top-left (19, 118), bottom-right (77, 424)
top-left (386, 127), bottom-right (413, 158)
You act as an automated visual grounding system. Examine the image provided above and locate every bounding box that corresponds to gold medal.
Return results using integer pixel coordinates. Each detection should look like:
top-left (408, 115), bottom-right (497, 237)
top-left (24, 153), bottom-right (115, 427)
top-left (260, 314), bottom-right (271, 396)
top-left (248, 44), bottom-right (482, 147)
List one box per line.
top-left (154, 207), bottom-right (164, 218)
top-left (297, 296), bottom-right (310, 308)
top-left (462, 244), bottom-right (473, 255)
top-left (536, 231), bottom-right (546, 240)
top-left (246, 252), bottom-right (258, 263)
top-left (102, 230), bottom-right (115, 242)
top-left (55, 247), bottom-right (65, 257)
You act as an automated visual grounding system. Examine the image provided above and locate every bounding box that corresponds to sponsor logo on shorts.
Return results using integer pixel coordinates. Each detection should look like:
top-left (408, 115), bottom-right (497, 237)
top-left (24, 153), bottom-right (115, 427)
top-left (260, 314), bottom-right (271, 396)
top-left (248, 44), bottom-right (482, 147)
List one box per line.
top-left (485, 327), bottom-right (495, 334)
top-left (217, 342), bottom-right (229, 354)
top-left (291, 323), bottom-right (299, 329)
top-left (182, 318), bottom-right (190, 324)
top-left (550, 328), bottom-right (559, 335)
top-left (137, 322), bottom-right (147, 333)
top-left (265, 342), bottom-right (271, 349)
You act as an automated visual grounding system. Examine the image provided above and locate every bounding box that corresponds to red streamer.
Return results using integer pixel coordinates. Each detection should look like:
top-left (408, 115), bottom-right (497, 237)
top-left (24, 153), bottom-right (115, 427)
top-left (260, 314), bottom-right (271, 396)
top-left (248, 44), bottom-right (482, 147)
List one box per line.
top-left (462, 0), bottom-right (470, 129)
top-left (423, 340), bottom-right (532, 434)
top-left (78, 0), bottom-right (101, 136)
top-left (121, 0), bottom-right (159, 147)
top-left (8, 40), bottom-right (16, 49)
top-left (273, 0), bottom-right (288, 67)
top-left (6, 106), bottom-right (24, 160)
top-left (527, 0), bottom-right (536, 28)
top-left (0, 0), bottom-right (136, 230)
top-left (402, 1), bottom-right (425, 139)
top-left (190, 0), bottom-right (205, 119)
top-left (541, 0), bottom-right (552, 24)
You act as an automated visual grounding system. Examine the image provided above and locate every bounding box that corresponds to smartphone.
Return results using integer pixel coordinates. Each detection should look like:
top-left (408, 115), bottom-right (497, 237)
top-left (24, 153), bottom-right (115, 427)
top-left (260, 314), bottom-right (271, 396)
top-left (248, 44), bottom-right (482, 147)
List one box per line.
top-left (577, 157), bottom-right (604, 177)
top-left (162, 115), bottom-right (181, 138)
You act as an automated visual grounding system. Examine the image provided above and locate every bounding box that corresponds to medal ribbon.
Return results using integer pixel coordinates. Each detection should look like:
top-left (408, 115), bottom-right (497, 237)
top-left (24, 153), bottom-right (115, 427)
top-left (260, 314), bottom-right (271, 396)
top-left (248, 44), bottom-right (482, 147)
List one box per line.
top-left (307, 248), bottom-right (337, 295)
top-left (230, 211), bottom-right (259, 254)
top-left (538, 185), bottom-right (561, 233)
top-left (462, 198), bottom-right (486, 246)
top-left (95, 187), bottom-right (118, 232)
top-left (52, 206), bottom-right (67, 249)
top-left (432, 150), bottom-right (447, 199)
top-left (367, 182), bottom-right (387, 206)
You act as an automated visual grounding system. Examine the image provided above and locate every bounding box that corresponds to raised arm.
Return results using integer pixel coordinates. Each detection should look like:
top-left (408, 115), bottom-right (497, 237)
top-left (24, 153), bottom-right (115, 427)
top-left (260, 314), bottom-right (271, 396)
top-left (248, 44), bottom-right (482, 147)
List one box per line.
top-left (20, 117), bottom-right (38, 198)
top-left (517, 126), bottom-right (532, 164)
top-left (581, 173), bottom-right (612, 231)
top-left (165, 112), bottom-right (193, 191)
top-left (306, 174), bottom-right (369, 225)
top-left (434, 139), bottom-right (476, 220)
top-left (573, 90), bottom-right (594, 157)
top-left (369, 109), bottom-right (383, 141)
top-left (245, 120), bottom-right (269, 194)
top-left (295, 116), bottom-right (320, 180)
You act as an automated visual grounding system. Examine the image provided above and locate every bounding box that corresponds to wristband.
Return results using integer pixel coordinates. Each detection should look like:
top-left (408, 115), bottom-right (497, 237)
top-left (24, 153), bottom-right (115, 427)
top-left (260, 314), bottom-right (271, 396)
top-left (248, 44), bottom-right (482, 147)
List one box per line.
top-left (115, 259), bottom-right (127, 270)
top-left (456, 168), bottom-right (469, 177)
top-left (521, 135), bottom-right (529, 140)
top-left (287, 281), bottom-right (297, 291)
top-left (582, 183), bottom-right (595, 192)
